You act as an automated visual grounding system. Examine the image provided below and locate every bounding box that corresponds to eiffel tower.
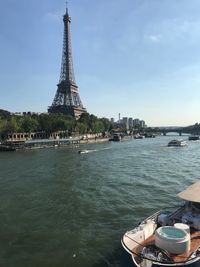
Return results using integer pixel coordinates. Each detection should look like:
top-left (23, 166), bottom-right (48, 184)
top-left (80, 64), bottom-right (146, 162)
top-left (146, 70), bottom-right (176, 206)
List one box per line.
top-left (48, 6), bottom-right (86, 119)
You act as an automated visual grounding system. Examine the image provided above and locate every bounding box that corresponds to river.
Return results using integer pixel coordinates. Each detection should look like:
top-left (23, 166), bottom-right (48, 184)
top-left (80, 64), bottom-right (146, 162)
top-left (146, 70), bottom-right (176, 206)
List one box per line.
top-left (0, 136), bottom-right (199, 267)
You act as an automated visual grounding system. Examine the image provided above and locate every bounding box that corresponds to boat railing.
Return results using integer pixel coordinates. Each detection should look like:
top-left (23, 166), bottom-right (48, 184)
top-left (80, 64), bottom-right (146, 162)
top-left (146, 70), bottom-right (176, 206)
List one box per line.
top-left (167, 205), bottom-right (186, 222)
top-left (141, 210), bottom-right (162, 224)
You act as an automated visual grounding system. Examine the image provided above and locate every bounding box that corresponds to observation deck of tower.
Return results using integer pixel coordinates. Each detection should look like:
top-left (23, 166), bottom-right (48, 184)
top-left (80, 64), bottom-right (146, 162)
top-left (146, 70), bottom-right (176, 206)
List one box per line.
top-left (48, 6), bottom-right (86, 119)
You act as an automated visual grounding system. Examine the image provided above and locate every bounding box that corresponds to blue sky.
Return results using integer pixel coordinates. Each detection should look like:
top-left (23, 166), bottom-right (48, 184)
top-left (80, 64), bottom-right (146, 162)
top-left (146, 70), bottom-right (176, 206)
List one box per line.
top-left (1, 0), bottom-right (200, 126)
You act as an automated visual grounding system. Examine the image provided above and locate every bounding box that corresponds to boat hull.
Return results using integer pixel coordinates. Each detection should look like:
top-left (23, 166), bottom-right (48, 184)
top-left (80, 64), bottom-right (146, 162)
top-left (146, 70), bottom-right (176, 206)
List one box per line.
top-left (150, 257), bottom-right (200, 267)
top-left (188, 136), bottom-right (199, 141)
top-left (126, 244), bottom-right (200, 267)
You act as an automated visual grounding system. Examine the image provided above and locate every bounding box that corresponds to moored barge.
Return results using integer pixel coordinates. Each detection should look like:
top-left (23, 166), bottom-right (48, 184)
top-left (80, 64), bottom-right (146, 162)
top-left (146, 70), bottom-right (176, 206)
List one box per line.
top-left (0, 137), bottom-right (80, 151)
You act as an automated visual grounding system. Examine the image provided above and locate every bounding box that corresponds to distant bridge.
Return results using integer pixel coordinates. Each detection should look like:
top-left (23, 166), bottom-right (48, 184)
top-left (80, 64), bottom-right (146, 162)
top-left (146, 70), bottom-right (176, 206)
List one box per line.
top-left (158, 127), bottom-right (199, 136)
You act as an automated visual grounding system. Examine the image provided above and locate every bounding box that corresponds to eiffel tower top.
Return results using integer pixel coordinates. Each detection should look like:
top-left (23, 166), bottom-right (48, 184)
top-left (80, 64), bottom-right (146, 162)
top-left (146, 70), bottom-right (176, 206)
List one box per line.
top-left (65, 1), bottom-right (69, 15)
top-left (59, 3), bottom-right (75, 84)
top-left (64, 1), bottom-right (71, 23)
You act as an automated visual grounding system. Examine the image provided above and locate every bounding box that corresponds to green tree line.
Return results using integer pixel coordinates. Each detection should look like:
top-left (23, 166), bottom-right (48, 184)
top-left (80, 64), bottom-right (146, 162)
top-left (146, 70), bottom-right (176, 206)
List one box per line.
top-left (0, 109), bottom-right (114, 139)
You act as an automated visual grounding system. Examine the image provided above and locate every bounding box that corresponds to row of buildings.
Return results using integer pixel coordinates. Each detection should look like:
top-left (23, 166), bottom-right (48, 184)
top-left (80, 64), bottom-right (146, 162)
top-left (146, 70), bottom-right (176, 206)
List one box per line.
top-left (111, 116), bottom-right (146, 130)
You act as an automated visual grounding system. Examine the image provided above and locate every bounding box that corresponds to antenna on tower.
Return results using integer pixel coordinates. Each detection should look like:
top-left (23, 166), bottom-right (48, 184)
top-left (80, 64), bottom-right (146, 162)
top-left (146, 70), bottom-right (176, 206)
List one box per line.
top-left (66, 0), bottom-right (69, 14)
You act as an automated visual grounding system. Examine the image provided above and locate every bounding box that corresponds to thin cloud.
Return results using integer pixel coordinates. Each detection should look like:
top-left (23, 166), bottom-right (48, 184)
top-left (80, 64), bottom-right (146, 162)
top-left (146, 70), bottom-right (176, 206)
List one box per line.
top-left (147, 34), bottom-right (162, 43)
top-left (44, 9), bottom-right (62, 22)
top-left (145, 18), bottom-right (200, 44)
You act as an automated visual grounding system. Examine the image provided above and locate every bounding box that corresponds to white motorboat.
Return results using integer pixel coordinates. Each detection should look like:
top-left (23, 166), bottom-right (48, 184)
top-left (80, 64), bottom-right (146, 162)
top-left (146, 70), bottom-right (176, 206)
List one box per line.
top-left (78, 150), bottom-right (89, 154)
top-left (121, 181), bottom-right (200, 267)
top-left (168, 139), bottom-right (187, 147)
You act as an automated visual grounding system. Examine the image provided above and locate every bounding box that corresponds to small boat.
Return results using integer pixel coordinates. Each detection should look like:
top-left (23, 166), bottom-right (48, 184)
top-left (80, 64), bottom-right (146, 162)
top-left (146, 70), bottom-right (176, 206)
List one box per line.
top-left (112, 133), bottom-right (122, 141)
top-left (78, 150), bottom-right (89, 154)
top-left (168, 139), bottom-right (187, 147)
top-left (121, 181), bottom-right (200, 267)
top-left (134, 134), bottom-right (145, 139)
top-left (109, 133), bottom-right (133, 142)
top-left (188, 135), bottom-right (199, 141)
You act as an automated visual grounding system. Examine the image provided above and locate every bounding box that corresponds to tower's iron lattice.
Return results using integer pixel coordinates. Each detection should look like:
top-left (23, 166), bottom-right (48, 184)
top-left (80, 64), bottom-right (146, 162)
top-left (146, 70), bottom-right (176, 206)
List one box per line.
top-left (48, 7), bottom-right (86, 119)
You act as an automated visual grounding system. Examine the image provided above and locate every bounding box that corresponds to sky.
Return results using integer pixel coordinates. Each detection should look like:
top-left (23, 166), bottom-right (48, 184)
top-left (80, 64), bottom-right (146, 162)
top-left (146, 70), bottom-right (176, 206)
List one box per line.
top-left (1, 0), bottom-right (200, 126)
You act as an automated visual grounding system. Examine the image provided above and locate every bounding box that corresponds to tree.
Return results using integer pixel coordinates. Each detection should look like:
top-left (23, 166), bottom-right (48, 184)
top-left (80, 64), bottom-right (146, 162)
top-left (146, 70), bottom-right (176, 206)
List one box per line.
top-left (78, 112), bottom-right (90, 132)
top-left (4, 117), bottom-right (19, 133)
top-left (75, 122), bottom-right (88, 134)
top-left (89, 114), bottom-right (98, 132)
top-left (20, 116), bottom-right (39, 132)
top-left (100, 117), bottom-right (114, 131)
top-left (38, 114), bottom-right (54, 133)
top-left (0, 110), bottom-right (115, 137)
top-left (0, 109), bottom-right (11, 119)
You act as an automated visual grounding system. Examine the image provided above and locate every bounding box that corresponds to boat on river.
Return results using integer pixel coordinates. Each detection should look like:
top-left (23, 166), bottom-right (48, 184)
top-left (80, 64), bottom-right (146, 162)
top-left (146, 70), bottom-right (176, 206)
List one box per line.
top-left (109, 133), bottom-right (133, 142)
top-left (121, 181), bottom-right (200, 267)
top-left (134, 134), bottom-right (145, 139)
top-left (78, 150), bottom-right (89, 154)
top-left (188, 135), bottom-right (199, 141)
top-left (109, 133), bottom-right (123, 141)
top-left (168, 139), bottom-right (187, 147)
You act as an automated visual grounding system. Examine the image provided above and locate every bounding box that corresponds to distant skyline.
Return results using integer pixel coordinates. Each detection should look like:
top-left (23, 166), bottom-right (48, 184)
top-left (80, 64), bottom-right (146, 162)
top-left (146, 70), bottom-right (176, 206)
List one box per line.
top-left (1, 0), bottom-right (200, 126)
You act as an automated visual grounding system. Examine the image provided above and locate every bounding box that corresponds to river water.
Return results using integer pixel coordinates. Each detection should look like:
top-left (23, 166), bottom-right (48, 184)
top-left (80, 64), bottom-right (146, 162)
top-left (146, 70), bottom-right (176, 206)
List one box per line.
top-left (0, 136), bottom-right (199, 267)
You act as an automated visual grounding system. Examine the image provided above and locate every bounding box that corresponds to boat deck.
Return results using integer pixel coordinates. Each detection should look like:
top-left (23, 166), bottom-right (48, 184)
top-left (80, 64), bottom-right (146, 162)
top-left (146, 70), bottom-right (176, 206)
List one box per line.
top-left (133, 229), bottom-right (200, 263)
